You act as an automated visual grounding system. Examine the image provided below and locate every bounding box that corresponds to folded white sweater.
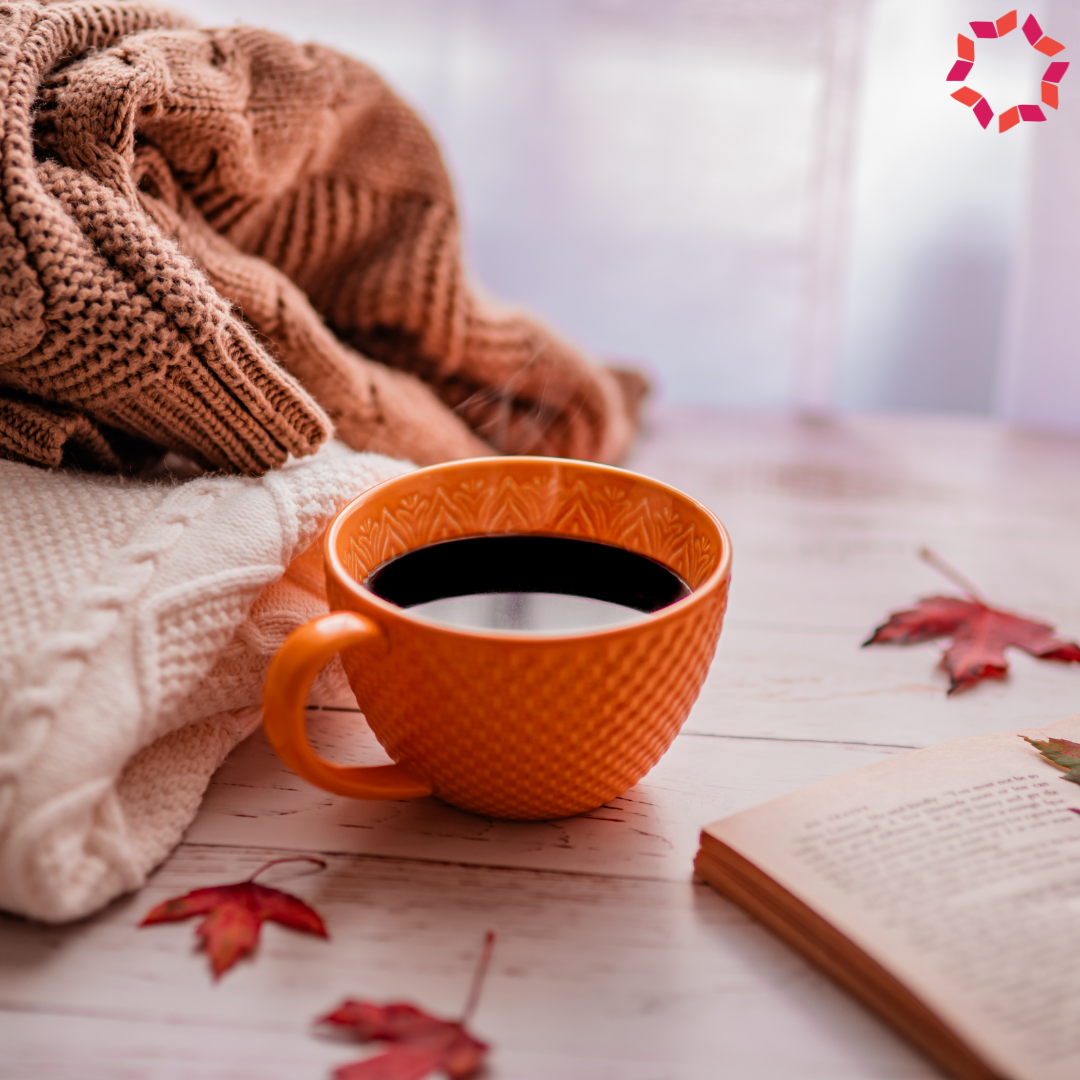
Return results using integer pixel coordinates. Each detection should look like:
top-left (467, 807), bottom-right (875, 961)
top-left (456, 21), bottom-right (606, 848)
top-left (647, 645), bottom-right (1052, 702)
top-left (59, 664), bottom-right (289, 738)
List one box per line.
top-left (0, 443), bottom-right (409, 922)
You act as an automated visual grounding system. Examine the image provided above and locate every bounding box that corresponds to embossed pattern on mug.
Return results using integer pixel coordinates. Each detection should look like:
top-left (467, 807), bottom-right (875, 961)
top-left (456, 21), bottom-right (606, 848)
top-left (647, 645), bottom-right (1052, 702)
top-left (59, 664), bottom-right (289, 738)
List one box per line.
top-left (342, 471), bottom-right (715, 593)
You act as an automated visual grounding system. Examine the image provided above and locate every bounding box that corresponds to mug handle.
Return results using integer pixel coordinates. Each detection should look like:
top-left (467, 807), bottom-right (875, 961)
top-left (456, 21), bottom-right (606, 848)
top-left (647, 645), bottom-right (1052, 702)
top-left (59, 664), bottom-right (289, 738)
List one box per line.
top-left (262, 611), bottom-right (433, 800)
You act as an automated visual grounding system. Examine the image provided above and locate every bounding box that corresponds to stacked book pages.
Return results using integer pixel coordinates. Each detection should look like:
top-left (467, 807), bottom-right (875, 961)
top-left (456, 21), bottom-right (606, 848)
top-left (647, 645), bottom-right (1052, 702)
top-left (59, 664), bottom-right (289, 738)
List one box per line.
top-left (696, 716), bottom-right (1080, 1080)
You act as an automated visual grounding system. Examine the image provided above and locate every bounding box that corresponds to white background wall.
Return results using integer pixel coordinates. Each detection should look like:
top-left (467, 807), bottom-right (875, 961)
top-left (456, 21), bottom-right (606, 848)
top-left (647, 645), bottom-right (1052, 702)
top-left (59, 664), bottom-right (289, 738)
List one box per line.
top-left (179, 0), bottom-right (1079, 429)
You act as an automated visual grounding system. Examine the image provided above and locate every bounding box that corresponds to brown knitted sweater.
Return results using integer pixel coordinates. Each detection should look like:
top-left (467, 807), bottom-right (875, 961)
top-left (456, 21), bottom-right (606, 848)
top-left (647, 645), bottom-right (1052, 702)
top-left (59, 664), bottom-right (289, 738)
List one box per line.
top-left (0, 0), bottom-right (645, 473)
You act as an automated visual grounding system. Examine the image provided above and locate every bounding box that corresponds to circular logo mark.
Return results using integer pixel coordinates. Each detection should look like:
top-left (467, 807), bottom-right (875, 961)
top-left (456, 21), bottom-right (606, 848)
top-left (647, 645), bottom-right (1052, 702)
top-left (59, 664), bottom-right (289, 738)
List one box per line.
top-left (946, 10), bottom-right (1067, 131)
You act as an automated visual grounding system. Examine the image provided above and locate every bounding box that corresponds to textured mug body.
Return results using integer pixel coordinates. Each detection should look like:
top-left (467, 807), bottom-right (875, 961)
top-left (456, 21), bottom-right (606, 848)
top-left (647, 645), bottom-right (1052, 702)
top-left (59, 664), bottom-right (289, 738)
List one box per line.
top-left (267, 456), bottom-right (731, 819)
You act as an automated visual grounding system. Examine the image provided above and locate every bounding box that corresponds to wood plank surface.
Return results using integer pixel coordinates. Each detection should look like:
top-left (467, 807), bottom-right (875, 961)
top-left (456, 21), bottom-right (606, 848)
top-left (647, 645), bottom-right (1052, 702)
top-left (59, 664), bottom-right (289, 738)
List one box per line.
top-left (5, 408), bottom-right (1080, 1079)
top-left (184, 711), bottom-right (908, 881)
top-left (0, 846), bottom-right (938, 1080)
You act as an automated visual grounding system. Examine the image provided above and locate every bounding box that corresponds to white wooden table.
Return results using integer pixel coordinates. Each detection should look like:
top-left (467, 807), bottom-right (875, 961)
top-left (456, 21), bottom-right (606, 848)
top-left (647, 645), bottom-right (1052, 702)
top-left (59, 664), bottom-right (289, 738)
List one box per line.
top-left (4, 407), bottom-right (1080, 1079)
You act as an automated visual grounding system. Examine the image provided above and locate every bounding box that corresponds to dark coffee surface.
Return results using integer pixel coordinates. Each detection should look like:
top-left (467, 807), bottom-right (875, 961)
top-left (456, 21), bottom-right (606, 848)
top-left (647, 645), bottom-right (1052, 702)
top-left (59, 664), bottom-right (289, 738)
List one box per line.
top-left (363, 534), bottom-right (690, 613)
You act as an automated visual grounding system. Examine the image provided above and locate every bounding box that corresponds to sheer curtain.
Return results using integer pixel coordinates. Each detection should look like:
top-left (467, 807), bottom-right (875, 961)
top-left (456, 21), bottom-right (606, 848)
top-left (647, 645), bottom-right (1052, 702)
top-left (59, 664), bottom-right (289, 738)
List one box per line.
top-left (995, 1), bottom-right (1080, 431)
top-left (175, 0), bottom-right (1076, 427)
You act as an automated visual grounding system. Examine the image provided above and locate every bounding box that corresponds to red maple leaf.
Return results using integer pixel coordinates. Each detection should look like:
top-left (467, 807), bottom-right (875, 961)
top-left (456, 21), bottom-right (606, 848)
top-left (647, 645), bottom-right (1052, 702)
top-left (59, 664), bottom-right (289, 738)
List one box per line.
top-left (321, 1001), bottom-right (489, 1080)
top-left (140, 856), bottom-right (328, 978)
top-left (865, 594), bottom-right (1080, 693)
top-left (864, 549), bottom-right (1080, 694)
top-left (319, 932), bottom-right (494, 1080)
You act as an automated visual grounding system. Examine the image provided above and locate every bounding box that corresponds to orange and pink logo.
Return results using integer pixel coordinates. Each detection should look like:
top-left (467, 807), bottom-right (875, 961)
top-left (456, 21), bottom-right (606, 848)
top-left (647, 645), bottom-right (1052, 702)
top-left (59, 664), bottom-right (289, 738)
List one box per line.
top-left (947, 10), bottom-right (1067, 132)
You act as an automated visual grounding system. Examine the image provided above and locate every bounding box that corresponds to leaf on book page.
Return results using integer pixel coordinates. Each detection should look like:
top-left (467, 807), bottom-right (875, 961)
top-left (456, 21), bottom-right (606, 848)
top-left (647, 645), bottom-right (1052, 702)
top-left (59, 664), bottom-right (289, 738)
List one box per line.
top-left (140, 856), bottom-right (328, 978)
top-left (1021, 735), bottom-right (1080, 785)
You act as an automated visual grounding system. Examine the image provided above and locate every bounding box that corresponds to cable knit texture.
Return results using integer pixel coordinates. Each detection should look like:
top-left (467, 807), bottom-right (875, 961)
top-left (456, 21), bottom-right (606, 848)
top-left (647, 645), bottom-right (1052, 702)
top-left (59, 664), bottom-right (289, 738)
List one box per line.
top-left (0, 442), bottom-right (410, 922)
top-left (0, 0), bottom-right (644, 473)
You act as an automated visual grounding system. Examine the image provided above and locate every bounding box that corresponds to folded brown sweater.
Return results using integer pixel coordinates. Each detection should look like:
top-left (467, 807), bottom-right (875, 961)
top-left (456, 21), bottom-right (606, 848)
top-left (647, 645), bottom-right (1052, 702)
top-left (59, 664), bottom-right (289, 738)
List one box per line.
top-left (0, 0), bottom-right (645, 473)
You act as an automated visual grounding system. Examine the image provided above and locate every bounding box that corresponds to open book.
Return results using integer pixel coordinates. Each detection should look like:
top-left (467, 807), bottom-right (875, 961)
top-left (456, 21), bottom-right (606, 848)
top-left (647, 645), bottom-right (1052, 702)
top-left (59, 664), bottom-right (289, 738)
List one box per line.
top-left (695, 716), bottom-right (1080, 1080)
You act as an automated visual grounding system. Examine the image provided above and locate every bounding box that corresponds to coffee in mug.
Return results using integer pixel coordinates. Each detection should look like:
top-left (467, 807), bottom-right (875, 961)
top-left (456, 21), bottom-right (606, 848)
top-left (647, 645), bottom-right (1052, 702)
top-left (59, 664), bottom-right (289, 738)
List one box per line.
top-left (364, 534), bottom-right (691, 633)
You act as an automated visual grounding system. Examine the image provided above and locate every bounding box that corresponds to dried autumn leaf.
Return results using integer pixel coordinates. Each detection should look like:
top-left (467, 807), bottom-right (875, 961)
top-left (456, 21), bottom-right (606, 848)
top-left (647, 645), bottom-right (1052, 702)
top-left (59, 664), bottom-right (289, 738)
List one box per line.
top-left (140, 856), bottom-right (328, 978)
top-left (865, 549), bottom-right (1080, 694)
top-left (320, 1001), bottom-right (489, 1080)
top-left (1022, 735), bottom-right (1080, 785)
top-left (865, 595), bottom-right (1080, 694)
top-left (319, 931), bottom-right (495, 1080)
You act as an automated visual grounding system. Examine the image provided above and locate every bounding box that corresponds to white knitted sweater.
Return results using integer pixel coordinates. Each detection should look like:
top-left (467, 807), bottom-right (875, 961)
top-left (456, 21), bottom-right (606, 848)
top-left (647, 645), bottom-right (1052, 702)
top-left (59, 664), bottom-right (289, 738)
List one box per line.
top-left (0, 443), bottom-right (409, 922)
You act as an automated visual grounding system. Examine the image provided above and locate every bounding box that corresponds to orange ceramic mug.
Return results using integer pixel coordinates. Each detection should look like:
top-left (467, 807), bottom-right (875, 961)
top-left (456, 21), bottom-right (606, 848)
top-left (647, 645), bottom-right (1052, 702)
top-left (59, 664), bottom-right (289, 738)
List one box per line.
top-left (262, 457), bottom-right (731, 820)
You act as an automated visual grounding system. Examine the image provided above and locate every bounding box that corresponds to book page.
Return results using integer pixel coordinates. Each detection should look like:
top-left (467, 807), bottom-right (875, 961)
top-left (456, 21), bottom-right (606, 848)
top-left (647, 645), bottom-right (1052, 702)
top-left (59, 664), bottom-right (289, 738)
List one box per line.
top-left (704, 716), bottom-right (1080, 1080)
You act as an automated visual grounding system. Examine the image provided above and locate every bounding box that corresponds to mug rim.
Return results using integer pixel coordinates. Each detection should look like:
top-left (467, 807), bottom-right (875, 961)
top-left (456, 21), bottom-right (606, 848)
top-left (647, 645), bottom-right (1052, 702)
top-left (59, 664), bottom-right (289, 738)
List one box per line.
top-left (325, 456), bottom-right (732, 642)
